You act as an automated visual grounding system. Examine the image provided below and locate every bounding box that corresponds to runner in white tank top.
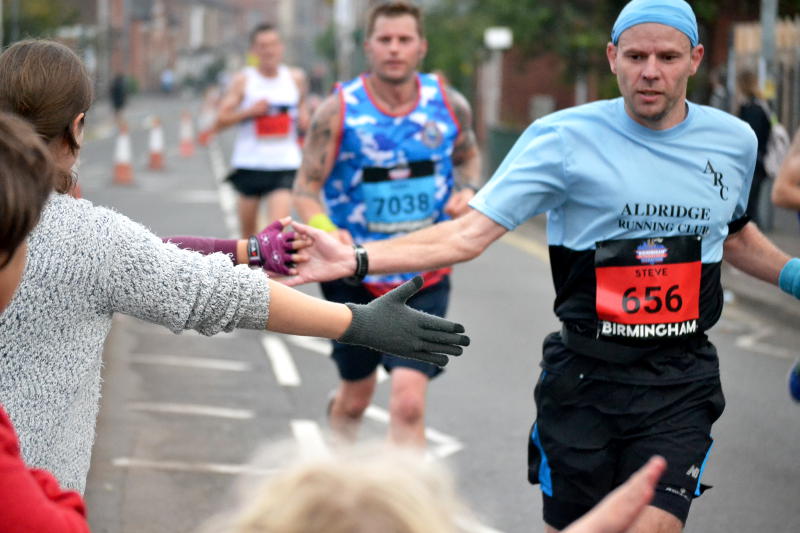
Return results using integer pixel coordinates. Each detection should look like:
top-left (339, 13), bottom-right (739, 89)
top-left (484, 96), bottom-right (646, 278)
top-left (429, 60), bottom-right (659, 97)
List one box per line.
top-left (216, 24), bottom-right (308, 237)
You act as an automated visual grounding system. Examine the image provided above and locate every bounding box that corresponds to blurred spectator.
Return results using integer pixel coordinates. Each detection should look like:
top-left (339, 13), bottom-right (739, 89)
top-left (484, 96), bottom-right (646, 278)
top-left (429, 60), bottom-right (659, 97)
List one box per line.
top-left (200, 444), bottom-right (665, 533)
top-left (736, 69), bottom-right (772, 227)
top-left (708, 66), bottom-right (728, 111)
top-left (160, 68), bottom-right (175, 94)
top-left (109, 73), bottom-right (127, 125)
top-left (0, 111), bottom-right (90, 532)
top-left (772, 129), bottom-right (800, 213)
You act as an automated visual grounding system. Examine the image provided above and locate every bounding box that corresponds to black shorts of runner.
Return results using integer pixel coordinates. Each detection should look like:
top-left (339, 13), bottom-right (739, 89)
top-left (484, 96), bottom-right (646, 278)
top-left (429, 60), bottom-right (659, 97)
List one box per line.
top-left (226, 168), bottom-right (296, 197)
top-left (528, 332), bottom-right (725, 530)
top-left (319, 276), bottom-right (449, 381)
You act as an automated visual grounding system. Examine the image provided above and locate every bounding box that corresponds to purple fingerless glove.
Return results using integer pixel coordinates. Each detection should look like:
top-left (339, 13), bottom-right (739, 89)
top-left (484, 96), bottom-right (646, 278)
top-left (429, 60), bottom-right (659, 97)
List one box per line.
top-left (255, 220), bottom-right (296, 275)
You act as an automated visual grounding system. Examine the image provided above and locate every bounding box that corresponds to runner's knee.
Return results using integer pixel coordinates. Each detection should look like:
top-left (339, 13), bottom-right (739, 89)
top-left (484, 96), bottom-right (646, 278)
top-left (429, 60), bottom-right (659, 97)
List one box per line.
top-left (390, 390), bottom-right (425, 425)
top-left (337, 379), bottom-right (376, 418)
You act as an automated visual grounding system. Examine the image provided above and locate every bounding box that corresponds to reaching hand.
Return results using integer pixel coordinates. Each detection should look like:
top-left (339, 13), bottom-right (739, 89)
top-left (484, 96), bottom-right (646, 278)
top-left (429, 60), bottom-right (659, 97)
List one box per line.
top-left (255, 218), bottom-right (309, 275)
top-left (281, 221), bottom-right (357, 286)
top-left (338, 276), bottom-right (469, 367)
top-left (563, 456), bottom-right (667, 533)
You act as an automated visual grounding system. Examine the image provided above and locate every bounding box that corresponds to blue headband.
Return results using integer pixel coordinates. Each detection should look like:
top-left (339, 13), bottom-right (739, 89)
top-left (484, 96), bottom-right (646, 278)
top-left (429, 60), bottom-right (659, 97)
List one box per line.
top-left (611, 0), bottom-right (698, 47)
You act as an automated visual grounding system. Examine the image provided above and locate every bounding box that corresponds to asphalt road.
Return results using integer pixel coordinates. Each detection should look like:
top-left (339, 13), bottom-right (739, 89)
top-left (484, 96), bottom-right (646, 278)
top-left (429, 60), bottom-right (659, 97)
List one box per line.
top-left (81, 94), bottom-right (799, 532)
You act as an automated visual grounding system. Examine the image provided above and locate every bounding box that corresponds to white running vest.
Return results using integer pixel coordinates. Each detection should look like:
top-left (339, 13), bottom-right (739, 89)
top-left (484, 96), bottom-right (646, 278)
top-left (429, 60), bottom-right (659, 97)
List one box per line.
top-left (231, 65), bottom-right (301, 170)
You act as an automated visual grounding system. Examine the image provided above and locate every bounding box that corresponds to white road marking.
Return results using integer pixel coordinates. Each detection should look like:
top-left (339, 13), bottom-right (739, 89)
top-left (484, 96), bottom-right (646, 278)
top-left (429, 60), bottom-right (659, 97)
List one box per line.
top-left (208, 139), bottom-right (238, 238)
top-left (129, 354), bottom-right (250, 372)
top-left (129, 402), bottom-right (254, 419)
top-left (735, 326), bottom-right (796, 360)
top-left (455, 516), bottom-right (505, 533)
top-left (376, 366), bottom-right (389, 383)
top-left (424, 425), bottom-right (464, 458)
top-left (364, 405), bottom-right (463, 458)
top-left (287, 335), bottom-right (330, 355)
top-left (112, 457), bottom-right (274, 476)
top-left (262, 335), bottom-right (301, 386)
top-left (724, 305), bottom-right (797, 361)
top-left (286, 335), bottom-right (389, 382)
top-left (172, 190), bottom-right (220, 203)
top-left (291, 419), bottom-right (331, 458)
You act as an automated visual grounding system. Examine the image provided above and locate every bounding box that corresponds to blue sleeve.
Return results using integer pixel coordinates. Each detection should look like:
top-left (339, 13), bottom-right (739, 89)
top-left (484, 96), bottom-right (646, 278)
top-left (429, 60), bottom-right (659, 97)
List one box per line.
top-left (468, 121), bottom-right (567, 230)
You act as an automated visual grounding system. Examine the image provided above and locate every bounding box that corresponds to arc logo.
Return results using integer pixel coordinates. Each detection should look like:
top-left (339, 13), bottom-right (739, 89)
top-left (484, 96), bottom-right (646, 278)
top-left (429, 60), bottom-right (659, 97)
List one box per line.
top-left (704, 160), bottom-right (728, 200)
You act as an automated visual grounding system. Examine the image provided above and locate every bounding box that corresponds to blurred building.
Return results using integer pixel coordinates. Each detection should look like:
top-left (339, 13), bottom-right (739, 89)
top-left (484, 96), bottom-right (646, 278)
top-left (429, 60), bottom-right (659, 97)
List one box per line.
top-left (58, 0), bottom-right (281, 95)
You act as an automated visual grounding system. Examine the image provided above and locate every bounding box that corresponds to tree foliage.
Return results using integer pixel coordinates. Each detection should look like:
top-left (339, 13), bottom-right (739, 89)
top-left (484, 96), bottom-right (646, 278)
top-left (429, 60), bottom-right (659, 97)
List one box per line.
top-left (1, 0), bottom-right (79, 46)
top-left (424, 0), bottom-right (800, 100)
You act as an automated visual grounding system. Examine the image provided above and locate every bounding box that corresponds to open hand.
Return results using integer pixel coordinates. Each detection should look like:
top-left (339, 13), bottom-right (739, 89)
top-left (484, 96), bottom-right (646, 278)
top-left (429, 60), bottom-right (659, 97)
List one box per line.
top-left (280, 221), bottom-right (357, 286)
top-left (338, 276), bottom-right (470, 367)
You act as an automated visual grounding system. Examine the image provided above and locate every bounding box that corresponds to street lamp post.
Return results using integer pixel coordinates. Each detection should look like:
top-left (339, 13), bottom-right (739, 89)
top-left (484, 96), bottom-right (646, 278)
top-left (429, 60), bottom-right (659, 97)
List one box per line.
top-left (334, 0), bottom-right (355, 80)
top-left (10, 0), bottom-right (19, 43)
top-left (760, 0), bottom-right (778, 99)
top-left (482, 26), bottom-right (513, 129)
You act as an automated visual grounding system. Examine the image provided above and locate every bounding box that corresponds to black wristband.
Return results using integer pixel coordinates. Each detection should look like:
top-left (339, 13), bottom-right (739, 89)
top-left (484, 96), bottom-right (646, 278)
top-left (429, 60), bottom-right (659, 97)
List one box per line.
top-left (352, 244), bottom-right (369, 282)
top-left (247, 236), bottom-right (262, 267)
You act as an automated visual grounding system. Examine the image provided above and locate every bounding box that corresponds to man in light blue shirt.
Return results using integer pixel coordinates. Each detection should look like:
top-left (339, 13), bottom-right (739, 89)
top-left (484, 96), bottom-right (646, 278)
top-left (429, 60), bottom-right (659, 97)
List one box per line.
top-left (291, 1), bottom-right (800, 531)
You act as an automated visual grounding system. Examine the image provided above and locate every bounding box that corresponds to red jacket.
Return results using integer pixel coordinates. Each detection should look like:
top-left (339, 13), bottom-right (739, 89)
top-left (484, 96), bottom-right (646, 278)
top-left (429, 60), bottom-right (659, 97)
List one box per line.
top-left (0, 406), bottom-right (89, 532)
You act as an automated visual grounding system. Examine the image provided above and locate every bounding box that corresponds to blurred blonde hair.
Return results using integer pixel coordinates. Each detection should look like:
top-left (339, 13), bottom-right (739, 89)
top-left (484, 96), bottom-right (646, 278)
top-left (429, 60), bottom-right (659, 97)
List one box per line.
top-left (737, 69), bottom-right (762, 100)
top-left (204, 444), bottom-right (472, 533)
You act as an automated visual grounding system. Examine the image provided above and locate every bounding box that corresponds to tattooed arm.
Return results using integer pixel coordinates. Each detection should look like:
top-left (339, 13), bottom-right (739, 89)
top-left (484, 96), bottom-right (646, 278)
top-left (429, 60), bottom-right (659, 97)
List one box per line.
top-left (292, 93), bottom-right (343, 223)
top-left (444, 85), bottom-right (482, 217)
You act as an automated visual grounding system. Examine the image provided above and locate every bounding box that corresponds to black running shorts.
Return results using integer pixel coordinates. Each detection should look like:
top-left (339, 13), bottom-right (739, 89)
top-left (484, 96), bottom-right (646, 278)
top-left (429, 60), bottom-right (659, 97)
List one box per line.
top-left (528, 333), bottom-right (725, 530)
top-left (226, 168), bottom-right (296, 197)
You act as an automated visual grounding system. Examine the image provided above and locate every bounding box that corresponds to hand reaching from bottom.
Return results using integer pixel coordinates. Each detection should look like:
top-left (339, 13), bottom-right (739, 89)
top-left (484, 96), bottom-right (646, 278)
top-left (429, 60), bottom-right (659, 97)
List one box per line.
top-left (563, 456), bottom-right (668, 533)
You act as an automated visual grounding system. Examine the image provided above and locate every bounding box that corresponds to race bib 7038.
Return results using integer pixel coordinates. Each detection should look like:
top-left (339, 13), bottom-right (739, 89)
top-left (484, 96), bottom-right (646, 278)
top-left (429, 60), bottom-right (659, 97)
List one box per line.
top-left (362, 160), bottom-right (437, 234)
top-left (595, 236), bottom-right (701, 340)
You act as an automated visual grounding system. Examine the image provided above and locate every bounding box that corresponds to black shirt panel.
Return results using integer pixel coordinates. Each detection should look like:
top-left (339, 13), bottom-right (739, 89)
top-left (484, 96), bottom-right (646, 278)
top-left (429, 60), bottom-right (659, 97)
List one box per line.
top-left (548, 245), bottom-right (724, 344)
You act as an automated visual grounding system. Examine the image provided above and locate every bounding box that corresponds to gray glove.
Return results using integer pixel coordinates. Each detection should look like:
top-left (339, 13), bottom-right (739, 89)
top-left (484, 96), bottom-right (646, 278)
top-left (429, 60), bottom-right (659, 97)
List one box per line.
top-left (338, 276), bottom-right (469, 367)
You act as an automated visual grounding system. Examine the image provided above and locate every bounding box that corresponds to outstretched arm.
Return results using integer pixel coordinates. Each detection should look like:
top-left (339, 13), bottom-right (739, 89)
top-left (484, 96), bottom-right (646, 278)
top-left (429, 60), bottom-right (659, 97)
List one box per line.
top-left (289, 209), bottom-right (507, 285)
top-left (163, 218), bottom-right (309, 276)
top-left (267, 276), bottom-right (468, 367)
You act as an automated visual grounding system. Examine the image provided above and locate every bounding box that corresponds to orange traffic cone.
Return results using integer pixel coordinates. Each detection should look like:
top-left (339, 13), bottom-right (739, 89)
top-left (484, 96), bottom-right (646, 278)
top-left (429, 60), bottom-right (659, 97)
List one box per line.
top-left (179, 111), bottom-right (195, 157)
top-left (113, 121), bottom-right (134, 185)
top-left (148, 116), bottom-right (165, 170)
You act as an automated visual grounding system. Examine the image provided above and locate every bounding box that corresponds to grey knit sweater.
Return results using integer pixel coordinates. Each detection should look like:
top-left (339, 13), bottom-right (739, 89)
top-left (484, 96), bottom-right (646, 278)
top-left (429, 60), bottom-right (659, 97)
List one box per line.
top-left (0, 193), bottom-right (270, 493)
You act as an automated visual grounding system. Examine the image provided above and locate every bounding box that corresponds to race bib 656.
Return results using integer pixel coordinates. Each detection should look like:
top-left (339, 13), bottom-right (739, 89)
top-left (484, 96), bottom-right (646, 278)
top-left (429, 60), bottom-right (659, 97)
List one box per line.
top-left (595, 236), bottom-right (701, 340)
